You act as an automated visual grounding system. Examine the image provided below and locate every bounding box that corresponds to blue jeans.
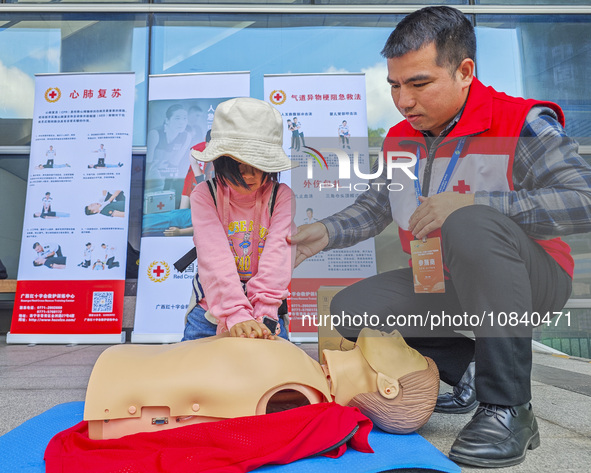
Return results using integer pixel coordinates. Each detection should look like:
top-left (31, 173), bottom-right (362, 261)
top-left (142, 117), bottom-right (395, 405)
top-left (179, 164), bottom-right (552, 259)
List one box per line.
top-left (182, 304), bottom-right (289, 341)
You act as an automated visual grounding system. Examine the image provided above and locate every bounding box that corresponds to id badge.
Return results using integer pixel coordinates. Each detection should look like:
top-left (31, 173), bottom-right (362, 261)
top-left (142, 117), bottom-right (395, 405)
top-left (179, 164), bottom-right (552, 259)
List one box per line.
top-left (410, 237), bottom-right (445, 293)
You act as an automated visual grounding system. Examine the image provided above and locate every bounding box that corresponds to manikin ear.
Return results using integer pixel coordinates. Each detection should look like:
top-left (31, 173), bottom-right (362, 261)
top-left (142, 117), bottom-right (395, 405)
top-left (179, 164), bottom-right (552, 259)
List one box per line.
top-left (377, 372), bottom-right (400, 400)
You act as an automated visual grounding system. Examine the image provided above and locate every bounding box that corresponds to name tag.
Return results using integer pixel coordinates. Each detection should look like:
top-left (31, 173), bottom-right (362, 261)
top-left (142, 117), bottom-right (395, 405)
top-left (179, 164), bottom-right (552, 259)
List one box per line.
top-left (410, 237), bottom-right (445, 294)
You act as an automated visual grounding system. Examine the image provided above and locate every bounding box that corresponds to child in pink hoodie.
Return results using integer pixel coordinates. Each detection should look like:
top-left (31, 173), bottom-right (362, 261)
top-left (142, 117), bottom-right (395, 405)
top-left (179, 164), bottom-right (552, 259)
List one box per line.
top-left (182, 98), bottom-right (296, 341)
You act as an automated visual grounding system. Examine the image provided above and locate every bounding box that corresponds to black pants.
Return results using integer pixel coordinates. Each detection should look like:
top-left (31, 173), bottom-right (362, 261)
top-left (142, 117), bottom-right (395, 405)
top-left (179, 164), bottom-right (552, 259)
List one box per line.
top-left (331, 206), bottom-right (572, 406)
top-left (106, 257), bottom-right (119, 269)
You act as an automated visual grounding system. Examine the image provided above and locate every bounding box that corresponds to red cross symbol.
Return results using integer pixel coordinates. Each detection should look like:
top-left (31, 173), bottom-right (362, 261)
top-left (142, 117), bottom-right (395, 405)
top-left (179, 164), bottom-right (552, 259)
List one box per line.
top-left (48, 90), bottom-right (58, 99)
top-left (153, 265), bottom-right (165, 277)
top-left (157, 202), bottom-right (165, 210)
top-left (274, 92), bottom-right (283, 102)
top-left (453, 180), bottom-right (471, 194)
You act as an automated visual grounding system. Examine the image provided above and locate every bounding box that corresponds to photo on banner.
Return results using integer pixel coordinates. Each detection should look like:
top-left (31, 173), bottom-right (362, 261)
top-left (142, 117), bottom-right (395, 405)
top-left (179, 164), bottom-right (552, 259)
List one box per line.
top-left (8, 72), bottom-right (135, 344)
top-left (264, 73), bottom-right (377, 341)
top-left (132, 72), bottom-right (250, 343)
top-left (142, 98), bottom-right (229, 238)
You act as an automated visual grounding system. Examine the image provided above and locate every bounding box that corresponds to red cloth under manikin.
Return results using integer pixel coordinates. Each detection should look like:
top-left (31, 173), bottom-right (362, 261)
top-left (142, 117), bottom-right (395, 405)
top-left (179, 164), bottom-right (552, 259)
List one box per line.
top-left (45, 402), bottom-right (373, 473)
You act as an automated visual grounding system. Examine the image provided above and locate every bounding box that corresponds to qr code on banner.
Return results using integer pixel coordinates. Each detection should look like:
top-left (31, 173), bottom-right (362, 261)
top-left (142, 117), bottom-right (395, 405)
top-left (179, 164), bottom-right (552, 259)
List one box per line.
top-left (92, 291), bottom-right (114, 313)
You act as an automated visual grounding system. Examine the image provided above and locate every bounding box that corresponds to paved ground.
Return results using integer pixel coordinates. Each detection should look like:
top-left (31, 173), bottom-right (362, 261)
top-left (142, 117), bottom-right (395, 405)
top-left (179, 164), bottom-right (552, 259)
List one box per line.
top-left (0, 336), bottom-right (590, 472)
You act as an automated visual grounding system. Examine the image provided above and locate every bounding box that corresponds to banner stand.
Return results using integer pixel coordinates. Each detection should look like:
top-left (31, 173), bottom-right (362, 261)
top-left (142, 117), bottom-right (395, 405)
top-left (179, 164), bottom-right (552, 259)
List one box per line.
top-left (6, 332), bottom-right (125, 345)
top-left (10, 72), bottom-right (135, 344)
top-left (264, 73), bottom-right (376, 341)
top-left (290, 334), bottom-right (319, 343)
top-left (132, 72), bottom-right (250, 343)
top-left (130, 332), bottom-right (181, 344)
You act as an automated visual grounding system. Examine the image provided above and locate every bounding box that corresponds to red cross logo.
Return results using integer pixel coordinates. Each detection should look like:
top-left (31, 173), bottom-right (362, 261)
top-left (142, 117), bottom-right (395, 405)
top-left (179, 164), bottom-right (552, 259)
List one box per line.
top-left (453, 180), bottom-right (471, 194)
top-left (157, 202), bottom-right (165, 210)
top-left (45, 87), bottom-right (61, 103)
top-left (269, 89), bottom-right (286, 105)
top-left (148, 261), bottom-right (170, 282)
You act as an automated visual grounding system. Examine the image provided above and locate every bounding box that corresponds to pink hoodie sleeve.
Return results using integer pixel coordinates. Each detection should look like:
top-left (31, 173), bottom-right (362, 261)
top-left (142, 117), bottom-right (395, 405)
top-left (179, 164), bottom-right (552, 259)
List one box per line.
top-left (191, 183), bottom-right (254, 332)
top-left (246, 183), bottom-right (296, 321)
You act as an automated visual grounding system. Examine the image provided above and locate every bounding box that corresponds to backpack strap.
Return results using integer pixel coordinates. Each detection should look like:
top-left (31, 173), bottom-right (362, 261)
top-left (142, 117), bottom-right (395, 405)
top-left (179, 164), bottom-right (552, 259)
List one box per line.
top-left (206, 177), bottom-right (217, 207)
top-left (173, 178), bottom-right (217, 273)
top-left (268, 181), bottom-right (279, 217)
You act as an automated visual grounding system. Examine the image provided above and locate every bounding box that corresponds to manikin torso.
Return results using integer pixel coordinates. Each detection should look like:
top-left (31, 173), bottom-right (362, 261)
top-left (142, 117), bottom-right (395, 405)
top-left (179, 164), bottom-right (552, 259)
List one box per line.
top-left (84, 329), bottom-right (435, 439)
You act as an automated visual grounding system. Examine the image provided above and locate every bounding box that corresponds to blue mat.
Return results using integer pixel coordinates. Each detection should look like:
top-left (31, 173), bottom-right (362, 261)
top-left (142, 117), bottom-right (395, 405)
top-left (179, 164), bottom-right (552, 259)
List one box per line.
top-left (0, 402), bottom-right (460, 473)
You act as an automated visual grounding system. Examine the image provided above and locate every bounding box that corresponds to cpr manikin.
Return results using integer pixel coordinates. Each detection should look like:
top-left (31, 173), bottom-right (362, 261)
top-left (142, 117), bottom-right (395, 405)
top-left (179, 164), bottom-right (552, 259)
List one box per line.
top-left (84, 328), bottom-right (439, 439)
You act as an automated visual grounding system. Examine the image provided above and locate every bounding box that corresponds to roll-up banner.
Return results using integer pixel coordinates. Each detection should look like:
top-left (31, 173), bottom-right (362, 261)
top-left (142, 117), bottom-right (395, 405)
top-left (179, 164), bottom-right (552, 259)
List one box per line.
top-left (8, 73), bottom-right (135, 344)
top-left (132, 72), bottom-right (250, 343)
top-left (264, 73), bottom-right (377, 342)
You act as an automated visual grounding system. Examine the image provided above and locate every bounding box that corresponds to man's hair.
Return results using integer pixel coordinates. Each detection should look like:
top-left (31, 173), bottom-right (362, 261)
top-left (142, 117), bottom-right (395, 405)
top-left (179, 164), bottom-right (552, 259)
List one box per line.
top-left (85, 205), bottom-right (95, 215)
top-left (213, 156), bottom-right (278, 190)
top-left (381, 6), bottom-right (475, 74)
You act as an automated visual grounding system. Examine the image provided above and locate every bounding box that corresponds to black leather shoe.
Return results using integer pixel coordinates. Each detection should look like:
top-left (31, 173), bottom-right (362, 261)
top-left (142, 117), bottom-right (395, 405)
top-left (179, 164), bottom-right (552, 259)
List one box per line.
top-left (435, 361), bottom-right (478, 414)
top-left (449, 402), bottom-right (540, 468)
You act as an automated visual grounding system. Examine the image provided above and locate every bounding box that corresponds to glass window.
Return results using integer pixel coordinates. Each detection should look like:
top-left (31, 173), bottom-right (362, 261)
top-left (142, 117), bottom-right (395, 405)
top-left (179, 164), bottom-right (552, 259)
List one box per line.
top-left (0, 156), bottom-right (28, 280)
top-left (154, 0), bottom-right (310, 3)
top-left (534, 308), bottom-right (591, 358)
top-left (5, 0), bottom-right (146, 3)
top-left (316, 0), bottom-right (466, 3)
top-left (475, 14), bottom-right (591, 146)
top-left (151, 13), bottom-right (405, 136)
top-left (477, 0), bottom-right (591, 4)
top-left (0, 13), bottom-right (149, 146)
top-left (563, 155), bottom-right (591, 299)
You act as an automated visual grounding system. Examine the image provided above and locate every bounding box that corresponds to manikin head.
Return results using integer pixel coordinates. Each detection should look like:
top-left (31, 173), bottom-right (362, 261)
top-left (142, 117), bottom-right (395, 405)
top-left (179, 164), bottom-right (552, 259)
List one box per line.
top-left (323, 328), bottom-right (439, 434)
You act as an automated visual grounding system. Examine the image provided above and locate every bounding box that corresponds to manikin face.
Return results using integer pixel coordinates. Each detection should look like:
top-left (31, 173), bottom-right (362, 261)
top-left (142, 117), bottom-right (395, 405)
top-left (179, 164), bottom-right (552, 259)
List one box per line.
top-left (387, 42), bottom-right (473, 136)
top-left (229, 163), bottom-right (265, 195)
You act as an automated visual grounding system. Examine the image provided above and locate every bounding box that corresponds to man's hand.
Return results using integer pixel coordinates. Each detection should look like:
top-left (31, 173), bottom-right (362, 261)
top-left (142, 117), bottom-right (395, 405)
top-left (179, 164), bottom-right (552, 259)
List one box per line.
top-left (287, 222), bottom-right (329, 267)
top-left (408, 193), bottom-right (475, 240)
top-left (229, 320), bottom-right (274, 339)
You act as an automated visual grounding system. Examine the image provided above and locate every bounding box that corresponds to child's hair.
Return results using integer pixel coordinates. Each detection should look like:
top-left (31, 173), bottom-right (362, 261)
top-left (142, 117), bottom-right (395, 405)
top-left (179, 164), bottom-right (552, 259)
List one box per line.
top-left (213, 156), bottom-right (278, 190)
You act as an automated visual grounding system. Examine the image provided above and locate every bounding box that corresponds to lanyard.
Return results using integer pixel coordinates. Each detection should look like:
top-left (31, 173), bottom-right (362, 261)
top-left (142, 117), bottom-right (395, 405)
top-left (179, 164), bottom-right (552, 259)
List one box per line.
top-left (413, 137), bottom-right (467, 206)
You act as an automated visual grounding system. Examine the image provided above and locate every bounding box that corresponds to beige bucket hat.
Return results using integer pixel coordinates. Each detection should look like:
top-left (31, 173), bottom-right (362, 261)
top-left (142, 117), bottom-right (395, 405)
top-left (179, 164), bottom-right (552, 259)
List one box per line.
top-left (191, 97), bottom-right (297, 173)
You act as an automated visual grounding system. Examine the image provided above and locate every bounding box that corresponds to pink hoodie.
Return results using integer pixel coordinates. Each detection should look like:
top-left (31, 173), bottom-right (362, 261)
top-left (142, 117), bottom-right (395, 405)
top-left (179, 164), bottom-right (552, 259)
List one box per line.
top-left (190, 180), bottom-right (295, 333)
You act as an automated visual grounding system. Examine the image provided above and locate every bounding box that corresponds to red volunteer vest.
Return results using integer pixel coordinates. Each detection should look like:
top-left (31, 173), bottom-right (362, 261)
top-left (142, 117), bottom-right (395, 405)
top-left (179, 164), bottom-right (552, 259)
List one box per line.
top-left (383, 78), bottom-right (573, 277)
